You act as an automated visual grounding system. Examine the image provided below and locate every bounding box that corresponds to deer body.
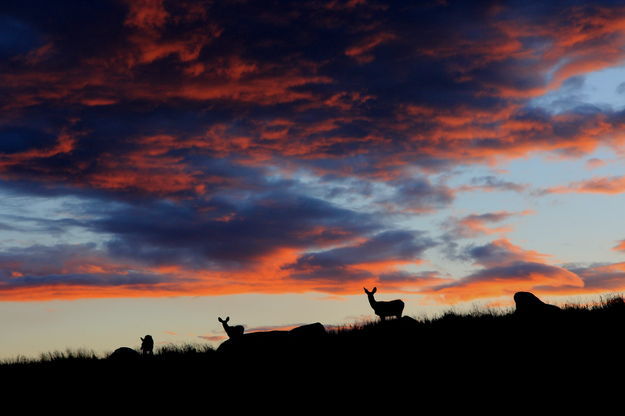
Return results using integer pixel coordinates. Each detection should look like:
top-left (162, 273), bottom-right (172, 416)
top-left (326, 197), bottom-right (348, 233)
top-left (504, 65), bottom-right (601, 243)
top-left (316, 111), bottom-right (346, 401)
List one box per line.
top-left (364, 287), bottom-right (404, 320)
top-left (218, 316), bottom-right (245, 339)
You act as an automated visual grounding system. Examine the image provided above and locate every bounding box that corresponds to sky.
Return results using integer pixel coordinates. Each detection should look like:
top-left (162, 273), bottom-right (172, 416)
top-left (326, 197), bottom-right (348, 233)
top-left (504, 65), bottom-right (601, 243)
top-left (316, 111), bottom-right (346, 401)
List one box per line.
top-left (2, 0), bottom-right (625, 359)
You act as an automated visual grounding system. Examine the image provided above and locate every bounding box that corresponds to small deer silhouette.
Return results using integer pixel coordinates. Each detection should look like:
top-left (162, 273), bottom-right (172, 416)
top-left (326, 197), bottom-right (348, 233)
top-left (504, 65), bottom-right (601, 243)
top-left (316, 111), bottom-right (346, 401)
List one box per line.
top-left (364, 287), bottom-right (404, 320)
top-left (140, 335), bottom-right (154, 356)
top-left (218, 316), bottom-right (245, 339)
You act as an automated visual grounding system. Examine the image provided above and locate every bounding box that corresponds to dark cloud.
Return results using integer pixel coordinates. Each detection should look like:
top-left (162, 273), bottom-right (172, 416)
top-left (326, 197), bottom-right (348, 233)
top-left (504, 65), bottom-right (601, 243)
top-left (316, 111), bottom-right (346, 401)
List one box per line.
top-left (423, 239), bottom-right (584, 301)
top-left (0, 213), bottom-right (85, 234)
top-left (0, 243), bottom-right (116, 276)
top-left (285, 230), bottom-right (436, 280)
top-left (1, 0), bottom-right (624, 185)
top-left (427, 261), bottom-right (583, 299)
top-left (93, 192), bottom-right (380, 269)
top-left (461, 239), bottom-right (547, 267)
top-left (0, 243), bottom-right (182, 289)
top-left (1, 271), bottom-right (173, 289)
top-left (563, 263), bottom-right (625, 292)
top-left (423, 239), bottom-right (625, 302)
top-left (0, 127), bottom-right (59, 154)
top-left (0, 15), bottom-right (42, 58)
top-left (380, 178), bottom-right (455, 213)
top-left (459, 176), bottom-right (528, 193)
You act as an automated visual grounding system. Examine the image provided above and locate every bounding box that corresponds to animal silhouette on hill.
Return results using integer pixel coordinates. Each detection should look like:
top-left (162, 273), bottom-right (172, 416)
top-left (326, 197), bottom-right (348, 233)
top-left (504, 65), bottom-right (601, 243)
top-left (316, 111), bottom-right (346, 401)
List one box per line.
top-left (364, 287), bottom-right (404, 320)
top-left (218, 316), bottom-right (245, 339)
top-left (513, 291), bottom-right (561, 315)
top-left (140, 335), bottom-right (154, 356)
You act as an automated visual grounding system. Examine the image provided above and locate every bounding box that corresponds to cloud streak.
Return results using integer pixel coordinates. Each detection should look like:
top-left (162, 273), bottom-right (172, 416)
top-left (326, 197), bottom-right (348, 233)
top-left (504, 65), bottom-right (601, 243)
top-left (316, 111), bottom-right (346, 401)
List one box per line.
top-left (544, 175), bottom-right (625, 195)
top-left (443, 211), bottom-right (533, 239)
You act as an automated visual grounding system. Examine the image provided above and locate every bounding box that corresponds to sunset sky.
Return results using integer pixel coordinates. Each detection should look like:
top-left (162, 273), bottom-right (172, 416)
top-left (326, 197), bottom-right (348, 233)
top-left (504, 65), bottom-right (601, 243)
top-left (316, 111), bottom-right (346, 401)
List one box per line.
top-left (2, 0), bottom-right (625, 359)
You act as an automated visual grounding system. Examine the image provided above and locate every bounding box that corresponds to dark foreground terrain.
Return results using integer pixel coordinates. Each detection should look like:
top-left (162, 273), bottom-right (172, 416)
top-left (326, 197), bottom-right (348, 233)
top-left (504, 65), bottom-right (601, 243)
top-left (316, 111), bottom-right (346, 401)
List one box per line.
top-left (4, 297), bottom-right (625, 403)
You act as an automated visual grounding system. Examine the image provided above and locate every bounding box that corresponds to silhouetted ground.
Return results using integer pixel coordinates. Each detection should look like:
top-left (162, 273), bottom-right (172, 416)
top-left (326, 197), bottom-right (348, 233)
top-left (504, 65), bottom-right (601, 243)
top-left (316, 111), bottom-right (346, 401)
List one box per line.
top-left (4, 298), bottom-right (625, 403)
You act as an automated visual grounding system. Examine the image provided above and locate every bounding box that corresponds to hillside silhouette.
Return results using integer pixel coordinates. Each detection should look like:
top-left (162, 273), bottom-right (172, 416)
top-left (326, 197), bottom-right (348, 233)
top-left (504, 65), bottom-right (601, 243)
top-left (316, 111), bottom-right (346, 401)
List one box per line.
top-left (4, 292), bottom-right (625, 406)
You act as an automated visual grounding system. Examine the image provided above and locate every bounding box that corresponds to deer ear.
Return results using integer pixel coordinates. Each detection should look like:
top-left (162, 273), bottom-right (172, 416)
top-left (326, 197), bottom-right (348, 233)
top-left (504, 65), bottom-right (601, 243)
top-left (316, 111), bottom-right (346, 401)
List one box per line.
top-left (372, 287), bottom-right (377, 293)
top-left (218, 317), bottom-right (223, 323)
top-left (363, 287), bottom-right (368, 293)
top-left (225, 316), bottom-right (230, 322)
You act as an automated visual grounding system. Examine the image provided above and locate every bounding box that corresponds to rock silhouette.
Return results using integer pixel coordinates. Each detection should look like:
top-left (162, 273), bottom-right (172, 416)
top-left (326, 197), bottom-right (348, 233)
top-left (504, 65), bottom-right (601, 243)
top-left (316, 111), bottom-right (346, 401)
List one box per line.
top-left (514, 291), bottom-right (561, 315)
top-left (217, 322), bottom-right (326, 354)
top-left (289, 322), bottom-right (326, 337)
top-left (140, 335), bottom-right (154, 356)
top-left (108, 347), bottom-right (141, 361)
top-left (364, 287), bottom-right (404, 320)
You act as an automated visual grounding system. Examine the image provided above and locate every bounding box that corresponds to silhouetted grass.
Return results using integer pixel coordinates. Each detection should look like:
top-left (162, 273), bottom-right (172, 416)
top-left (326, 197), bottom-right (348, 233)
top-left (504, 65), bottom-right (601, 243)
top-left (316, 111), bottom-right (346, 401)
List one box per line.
top-left (1, 343), bottom-right (217, 368)
top-left (4, 295), bottom-right (625, 394)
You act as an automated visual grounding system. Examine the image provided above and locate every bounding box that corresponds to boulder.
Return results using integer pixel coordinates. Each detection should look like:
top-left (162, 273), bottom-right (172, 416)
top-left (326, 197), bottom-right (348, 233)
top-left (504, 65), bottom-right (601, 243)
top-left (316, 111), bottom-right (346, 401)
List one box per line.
top-left (289, 322), bottom-right (326, 337)
top-left (108, 347), bottom-right (141, 361)
top-left (514, 292), bottom-right (561, 315)
top-left (217, 331), bottom-right (288, 354)
top-left (217, 323), bottom-right (326, 354)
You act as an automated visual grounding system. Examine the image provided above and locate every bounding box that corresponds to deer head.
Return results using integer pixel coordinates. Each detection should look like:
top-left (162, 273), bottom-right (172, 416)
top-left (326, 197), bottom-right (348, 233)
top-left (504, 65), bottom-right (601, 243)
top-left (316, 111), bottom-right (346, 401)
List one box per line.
top-left (364, 287), bottom-right (377, 295)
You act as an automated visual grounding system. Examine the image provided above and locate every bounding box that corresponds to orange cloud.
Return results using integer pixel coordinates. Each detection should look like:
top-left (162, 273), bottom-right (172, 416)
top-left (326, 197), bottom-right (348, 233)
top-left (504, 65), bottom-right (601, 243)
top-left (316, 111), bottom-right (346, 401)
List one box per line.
top-left (613, 241), bottom-right (625, 252)
top-left (85, 146), bottom-right (209, 196)
top-left (0, 236), bottom-right (623, 304)
top-left (586, 158), bottom-right (606, 170)
top-left (0, 130), bottom-right (77, 175)
top-left (345, 32), bottom-right (396, 63)
top-left (545, 175), bottom-right (625, 194)
top-left (124, 0), bottom-right (169, 31)
top-left (473, 238), bottom-right (551, 266)
top-left (446, 211), bottom-right (533, 238)
top-left (0, 235), bottom-right (443, 301)
top-left (198, 334), bottom-right (227, 342)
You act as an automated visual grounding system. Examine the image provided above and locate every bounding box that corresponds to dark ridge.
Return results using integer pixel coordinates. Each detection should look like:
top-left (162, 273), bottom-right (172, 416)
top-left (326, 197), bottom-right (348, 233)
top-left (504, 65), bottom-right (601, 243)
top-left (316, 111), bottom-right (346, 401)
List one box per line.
top-left (4, 295), bottom-right (625, 401)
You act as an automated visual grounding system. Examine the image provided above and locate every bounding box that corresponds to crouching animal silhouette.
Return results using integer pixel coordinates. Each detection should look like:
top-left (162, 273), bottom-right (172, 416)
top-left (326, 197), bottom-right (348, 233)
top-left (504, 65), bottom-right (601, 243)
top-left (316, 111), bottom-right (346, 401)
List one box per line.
top-left (140, 335), bottom-right (154, 356)
top-left (218, 316), bottom-right (245, 339)
top-left (364, 287), bottom-right (404, 320)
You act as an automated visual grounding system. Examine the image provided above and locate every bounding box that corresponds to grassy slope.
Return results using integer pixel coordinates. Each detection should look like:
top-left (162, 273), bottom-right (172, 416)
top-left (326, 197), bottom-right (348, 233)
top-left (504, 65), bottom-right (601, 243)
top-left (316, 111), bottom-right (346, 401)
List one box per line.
top-left (5, 297), bottom-right (625, 365)
top-left (4, 297), bottom-right (625, 400)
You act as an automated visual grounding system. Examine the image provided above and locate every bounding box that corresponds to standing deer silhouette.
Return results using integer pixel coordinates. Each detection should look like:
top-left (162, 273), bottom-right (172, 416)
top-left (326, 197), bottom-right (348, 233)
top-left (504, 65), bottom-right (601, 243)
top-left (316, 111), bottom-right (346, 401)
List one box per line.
top-left (364, 287), bottom-right (404, 320)
top-left (218, 316), bottom-right (245, 339)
